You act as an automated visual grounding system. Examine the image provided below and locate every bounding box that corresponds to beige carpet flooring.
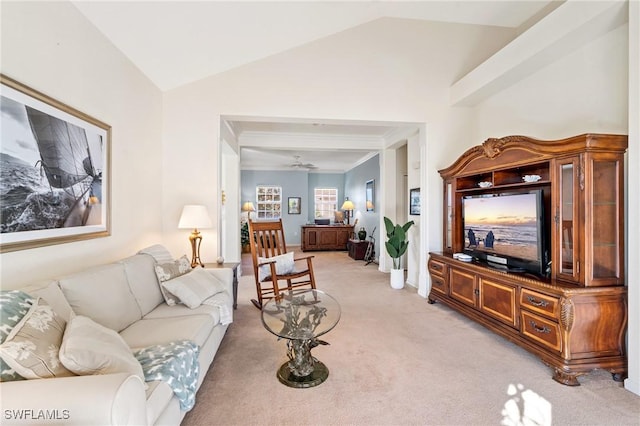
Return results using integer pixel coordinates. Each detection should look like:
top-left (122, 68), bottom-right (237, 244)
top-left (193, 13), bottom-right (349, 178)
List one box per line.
top-left (183, 251), bottom-right (640, 425)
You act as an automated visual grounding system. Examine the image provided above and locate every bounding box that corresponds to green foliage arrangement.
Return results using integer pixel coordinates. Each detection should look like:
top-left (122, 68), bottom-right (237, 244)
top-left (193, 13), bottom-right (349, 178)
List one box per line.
top-left (241, 221), bottom-right (250, 247)
top-left (384, 216), bottom-right (415, 269)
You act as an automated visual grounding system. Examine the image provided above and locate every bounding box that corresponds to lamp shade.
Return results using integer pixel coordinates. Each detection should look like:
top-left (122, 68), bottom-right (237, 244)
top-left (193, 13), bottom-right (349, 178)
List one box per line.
top-left (241, 201), bottom-right (256, 212)
top-left (178, 205), bottom-right (212, 229)
top-left (341, 199), bottom-right (355, 211)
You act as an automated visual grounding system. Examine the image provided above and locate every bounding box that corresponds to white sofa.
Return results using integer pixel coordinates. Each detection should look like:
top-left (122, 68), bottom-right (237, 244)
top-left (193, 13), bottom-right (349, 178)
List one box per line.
top-left (1, 247), bottom-right (233, 425)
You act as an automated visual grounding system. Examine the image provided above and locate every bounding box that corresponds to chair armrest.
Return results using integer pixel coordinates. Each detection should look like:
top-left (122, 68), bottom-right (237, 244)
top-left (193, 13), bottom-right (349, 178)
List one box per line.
top-left (293, 255), bottom-right (314, 262)
top-left (0, 373), bottom-right (147, 425)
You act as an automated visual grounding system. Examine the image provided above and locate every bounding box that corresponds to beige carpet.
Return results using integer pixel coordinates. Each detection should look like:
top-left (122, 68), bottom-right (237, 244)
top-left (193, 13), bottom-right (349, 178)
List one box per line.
top-left (183, 251), bottom-right (640, 425)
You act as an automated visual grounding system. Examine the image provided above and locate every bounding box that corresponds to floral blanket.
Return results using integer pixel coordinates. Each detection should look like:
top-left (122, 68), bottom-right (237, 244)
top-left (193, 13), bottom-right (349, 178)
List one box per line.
top-left (134, 340), bottom-right (200, 411)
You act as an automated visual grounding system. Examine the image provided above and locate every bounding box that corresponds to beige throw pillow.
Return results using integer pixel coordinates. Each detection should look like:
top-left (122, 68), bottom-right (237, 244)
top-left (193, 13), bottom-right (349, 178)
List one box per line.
top-left (162, 268), bottom-right (227, 309)
top-left (154, 255), bottom-right (191, 305)
top-left (59, 315), bottom-right (144, 382)
top-left (257, 251), bottom-right (295, 282)
top-left (0, 298), bottom-right (73, 379)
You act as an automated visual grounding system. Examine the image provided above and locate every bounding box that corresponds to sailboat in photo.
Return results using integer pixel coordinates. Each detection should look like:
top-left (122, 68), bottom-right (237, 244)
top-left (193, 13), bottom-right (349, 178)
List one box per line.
top-left (25, 106), bottom-right (101, 228)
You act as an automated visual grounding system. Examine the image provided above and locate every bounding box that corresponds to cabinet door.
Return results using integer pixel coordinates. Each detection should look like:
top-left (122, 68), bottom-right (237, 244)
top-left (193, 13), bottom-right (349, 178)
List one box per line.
top-left (584, 153), bottom-right (624, 286)
top-left (449, 267), bottom-right (477, 307)
top-left (479, 277), bottom-right (517, 328)
top-left (553, 156), bottom-right (581, 283)
top-left (443, 179), bottom-right (454, 254)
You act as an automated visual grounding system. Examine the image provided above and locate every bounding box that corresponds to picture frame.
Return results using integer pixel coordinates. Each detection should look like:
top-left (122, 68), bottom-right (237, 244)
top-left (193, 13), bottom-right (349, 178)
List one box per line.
top-left (288, 197), bottom-right (301, 215)
top-left (0, 74), bottom-right (111, 253)
top-left (409, 188), bottom-right (421, 216)
top-left (365, 179), bottom-right (375, 211)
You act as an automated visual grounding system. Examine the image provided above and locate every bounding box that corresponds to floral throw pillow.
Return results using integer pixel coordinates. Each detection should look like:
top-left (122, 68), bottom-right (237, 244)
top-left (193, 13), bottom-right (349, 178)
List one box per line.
top-left (154, 255), bottom-right (191, 305)
top-left (0, 298), bottom-right (74, 379)
top-left (0, 290), bottom-right (35, 382)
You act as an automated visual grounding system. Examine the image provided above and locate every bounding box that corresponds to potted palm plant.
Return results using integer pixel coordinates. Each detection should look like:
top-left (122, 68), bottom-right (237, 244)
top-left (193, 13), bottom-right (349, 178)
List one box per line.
top-left (384, 216), bottom-right (414, 289)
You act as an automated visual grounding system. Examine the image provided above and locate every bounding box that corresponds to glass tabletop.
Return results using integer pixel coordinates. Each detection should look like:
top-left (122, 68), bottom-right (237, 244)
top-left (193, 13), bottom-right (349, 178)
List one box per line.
top-left (261, 289), bottom-right (341, 340)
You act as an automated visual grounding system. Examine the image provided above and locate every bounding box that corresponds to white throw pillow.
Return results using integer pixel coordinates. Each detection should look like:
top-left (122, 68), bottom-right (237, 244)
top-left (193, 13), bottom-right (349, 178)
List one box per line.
top-left (161, 268), bottom-right (227, 309)
top-left (257, 251), bottom-right (295, 282)
top-left (59, 315), bottom-right (144, 383)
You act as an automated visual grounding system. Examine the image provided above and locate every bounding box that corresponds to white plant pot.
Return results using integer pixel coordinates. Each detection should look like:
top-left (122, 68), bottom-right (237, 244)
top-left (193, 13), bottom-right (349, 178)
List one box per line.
top-left (390, 268), bottom-right (405, 289)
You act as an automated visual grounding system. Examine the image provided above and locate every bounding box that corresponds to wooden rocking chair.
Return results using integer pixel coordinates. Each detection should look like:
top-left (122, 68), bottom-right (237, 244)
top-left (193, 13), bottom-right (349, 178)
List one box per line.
top-left (248, 219), bottom-right (317, 309)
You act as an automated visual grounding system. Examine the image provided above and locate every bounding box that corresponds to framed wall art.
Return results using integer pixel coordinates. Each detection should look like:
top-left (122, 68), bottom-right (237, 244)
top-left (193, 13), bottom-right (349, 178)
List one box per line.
top-left (409, 188), bottom-right (421, 216)
top-left (288, 197), bottom-right (301, 215)
top-left (365, 179), bottom-right (375, 211)
top-left (0, 74), bottom-right (111, 253)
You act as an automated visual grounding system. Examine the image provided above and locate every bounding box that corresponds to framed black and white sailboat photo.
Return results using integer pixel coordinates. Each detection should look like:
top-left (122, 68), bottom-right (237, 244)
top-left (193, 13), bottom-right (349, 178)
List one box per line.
top-left (0, 75), bottom-right (111, 252)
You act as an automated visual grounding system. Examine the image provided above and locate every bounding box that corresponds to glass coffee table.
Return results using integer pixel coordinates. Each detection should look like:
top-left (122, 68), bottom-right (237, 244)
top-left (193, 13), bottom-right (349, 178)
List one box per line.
top-left (261, 289), bottom-right (341, 388)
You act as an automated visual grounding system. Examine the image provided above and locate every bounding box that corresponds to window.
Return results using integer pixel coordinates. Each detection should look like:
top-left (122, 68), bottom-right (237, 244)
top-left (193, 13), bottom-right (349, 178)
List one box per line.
top-left (314, 188), bottom-right (338, 218)
top-left (256, 186), bottom-right (282, 219)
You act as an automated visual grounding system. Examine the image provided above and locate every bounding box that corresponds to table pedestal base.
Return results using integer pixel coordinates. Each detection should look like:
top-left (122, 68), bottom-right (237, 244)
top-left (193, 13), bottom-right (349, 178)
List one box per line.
top-left (277, 359), bottom-right (329, 388)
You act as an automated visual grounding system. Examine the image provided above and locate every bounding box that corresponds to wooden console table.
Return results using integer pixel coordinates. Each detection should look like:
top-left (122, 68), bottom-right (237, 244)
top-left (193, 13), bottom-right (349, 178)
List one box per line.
top-left (301, 225), bottom-right (353, 252)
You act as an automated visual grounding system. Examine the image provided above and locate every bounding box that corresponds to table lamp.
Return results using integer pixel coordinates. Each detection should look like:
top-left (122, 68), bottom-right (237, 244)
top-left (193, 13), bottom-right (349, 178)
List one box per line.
top-left (341, 197), bottom-right (355, 225)
top-left (178, 204), bottom-right (212, 268)
top-left (242, 201), bottom-right (255, 219)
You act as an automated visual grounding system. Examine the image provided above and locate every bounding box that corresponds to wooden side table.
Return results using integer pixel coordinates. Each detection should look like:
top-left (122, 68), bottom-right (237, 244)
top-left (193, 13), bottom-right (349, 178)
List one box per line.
top-left (203, 262), bottom-right (240, 309)
top-left (348, 239), bottom-right (368, 260)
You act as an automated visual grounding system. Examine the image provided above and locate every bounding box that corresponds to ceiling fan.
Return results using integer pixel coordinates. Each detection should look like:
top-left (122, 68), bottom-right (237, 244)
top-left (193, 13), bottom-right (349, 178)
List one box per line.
top-left (289, 155), bottom-right (318, 170)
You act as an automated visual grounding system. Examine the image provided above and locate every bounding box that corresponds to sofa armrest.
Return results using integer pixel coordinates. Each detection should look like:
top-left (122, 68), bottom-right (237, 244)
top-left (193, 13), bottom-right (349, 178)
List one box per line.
top-left (0, 373), bottom-right (147, 425)
top-left (206, 267), bottom-right (234, 297)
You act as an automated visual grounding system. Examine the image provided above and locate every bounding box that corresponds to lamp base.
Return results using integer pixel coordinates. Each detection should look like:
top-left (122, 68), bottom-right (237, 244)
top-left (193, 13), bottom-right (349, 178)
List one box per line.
top-left (189, 230), bottom-right (204, 268)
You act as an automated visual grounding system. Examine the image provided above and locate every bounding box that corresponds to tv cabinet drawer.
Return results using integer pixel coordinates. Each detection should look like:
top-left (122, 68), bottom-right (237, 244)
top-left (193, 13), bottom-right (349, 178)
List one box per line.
top-left (428, 258), bottom-right (446, 277)
top-left (520, 289), bottom-right (559, 319)
top-left (521, 311), bottom-right (561, 353)
top-left (430, 274), bottom-right (448, 295)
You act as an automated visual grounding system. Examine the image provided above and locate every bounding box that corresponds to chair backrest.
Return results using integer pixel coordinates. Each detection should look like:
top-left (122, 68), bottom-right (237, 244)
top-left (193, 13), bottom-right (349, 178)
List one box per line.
top-left (248, 219), bottom-right (288, 274)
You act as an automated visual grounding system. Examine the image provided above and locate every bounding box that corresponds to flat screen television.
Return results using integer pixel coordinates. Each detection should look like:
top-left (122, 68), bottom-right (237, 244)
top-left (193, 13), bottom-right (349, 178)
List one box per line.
top-left (462, 189), bottom-right (548, 276)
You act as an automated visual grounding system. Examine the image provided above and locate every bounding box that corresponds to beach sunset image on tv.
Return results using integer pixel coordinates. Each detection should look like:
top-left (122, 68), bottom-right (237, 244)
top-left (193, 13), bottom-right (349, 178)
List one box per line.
top-left (463, 193), bottom-right (540, 262)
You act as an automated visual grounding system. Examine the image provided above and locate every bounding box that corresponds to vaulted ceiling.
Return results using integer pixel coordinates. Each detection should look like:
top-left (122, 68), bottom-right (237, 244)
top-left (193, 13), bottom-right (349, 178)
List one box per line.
top-left (72, 1), bottom-right (556, 172)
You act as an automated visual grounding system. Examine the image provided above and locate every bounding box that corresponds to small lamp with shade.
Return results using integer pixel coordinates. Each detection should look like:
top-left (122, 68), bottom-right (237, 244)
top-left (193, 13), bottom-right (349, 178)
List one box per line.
top-left (178, 204), bottom-right (212, 268)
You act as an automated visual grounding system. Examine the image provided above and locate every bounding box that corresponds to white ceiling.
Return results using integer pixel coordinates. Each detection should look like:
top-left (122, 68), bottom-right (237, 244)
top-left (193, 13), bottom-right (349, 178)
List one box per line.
top-left (72, 1), bottom-right (555, 172)
top-left (231, 119), bottom-right (412, 172)
top-left (72, 1), bottom-right (555, 91)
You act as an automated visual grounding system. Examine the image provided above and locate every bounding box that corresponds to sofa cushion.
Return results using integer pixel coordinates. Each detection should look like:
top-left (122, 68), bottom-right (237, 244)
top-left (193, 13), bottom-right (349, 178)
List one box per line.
top-left (119, 315), bottom-right (215, 351)
top-left (119, 254), bottom-right (164, 316)
top-left (59, 315), bottom-right (144, 383)
top-left (161, 268), bottom-right (227, 309)
top-left (154, 256), bottom-right (191, 306)
top-left (138, 244), bottom-right (174, 264)
top-left (0, 298), bottom-right (74, 379)
top-left (59, 263), bottom-right (142, 332)
top-left (143, 302), bottom-right (221, 325)
top-left (21, 281), bottom-right (74, 323)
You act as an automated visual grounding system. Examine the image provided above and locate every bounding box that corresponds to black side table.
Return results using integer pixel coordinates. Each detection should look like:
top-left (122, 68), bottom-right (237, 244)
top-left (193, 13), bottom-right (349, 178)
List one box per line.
top-left (203, 262), bottom-right (240, 309)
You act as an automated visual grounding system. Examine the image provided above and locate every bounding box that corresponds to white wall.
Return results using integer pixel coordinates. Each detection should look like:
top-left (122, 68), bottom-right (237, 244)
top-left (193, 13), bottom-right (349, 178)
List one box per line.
top-left (472, 25), bottom-right (628, 138)
top-left (0, 2), bottom-right (163, 288)
top-left (162, 17), bottom-right (515, 265)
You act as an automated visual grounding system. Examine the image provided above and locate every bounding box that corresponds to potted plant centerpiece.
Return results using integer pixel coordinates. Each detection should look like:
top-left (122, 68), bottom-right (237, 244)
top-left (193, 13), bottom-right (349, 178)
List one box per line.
top-left (384, 216), bottom-right (414, 289)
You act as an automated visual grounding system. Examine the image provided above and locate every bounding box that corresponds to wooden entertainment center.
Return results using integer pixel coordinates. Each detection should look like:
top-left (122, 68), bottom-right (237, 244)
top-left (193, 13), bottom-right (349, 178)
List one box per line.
top-left (428, 134), bottom-right (628, 386)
